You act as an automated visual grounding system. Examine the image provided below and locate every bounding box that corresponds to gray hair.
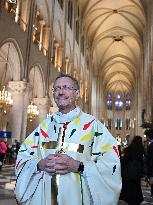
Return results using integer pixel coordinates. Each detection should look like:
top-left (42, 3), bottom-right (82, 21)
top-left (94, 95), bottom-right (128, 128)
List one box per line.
top-left (54, 74), bottom-right (79, 90)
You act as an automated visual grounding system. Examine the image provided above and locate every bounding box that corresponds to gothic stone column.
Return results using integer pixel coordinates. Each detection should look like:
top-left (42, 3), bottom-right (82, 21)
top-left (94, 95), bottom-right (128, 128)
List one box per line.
top-left (21, 82), bottom-right (32, 141)
top-left (7, 81), bottom-right (29, 142)
top-left (33, 97), bottom-right (50, 123)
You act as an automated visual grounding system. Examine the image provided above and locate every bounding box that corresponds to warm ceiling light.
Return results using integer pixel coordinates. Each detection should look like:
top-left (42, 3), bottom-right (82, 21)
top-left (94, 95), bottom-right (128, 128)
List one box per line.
top-left (0, 86), bottom-right (13, 114)
top-left (0, 44), bottom-right (13, 114)
top-left (27, 68), bottom-right (39, 121)
top-left (27, 102), bottom-right (39, 122)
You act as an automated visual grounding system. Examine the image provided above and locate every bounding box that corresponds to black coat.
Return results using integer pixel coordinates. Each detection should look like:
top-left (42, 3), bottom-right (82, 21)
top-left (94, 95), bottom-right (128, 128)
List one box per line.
top-left (120, 146), bottom-right (144, 205)
top-left (146, 141), bottom-right (153, 177)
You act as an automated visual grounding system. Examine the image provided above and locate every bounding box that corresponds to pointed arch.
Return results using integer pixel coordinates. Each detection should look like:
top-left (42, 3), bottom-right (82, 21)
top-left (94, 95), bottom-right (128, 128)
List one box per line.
top-left (29, 64), bottom-right (45, 98)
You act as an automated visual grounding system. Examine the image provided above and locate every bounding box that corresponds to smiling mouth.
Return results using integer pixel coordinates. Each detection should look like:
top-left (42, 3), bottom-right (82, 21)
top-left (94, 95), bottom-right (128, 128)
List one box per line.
top-left (57, 97), bottom-right (69, 100)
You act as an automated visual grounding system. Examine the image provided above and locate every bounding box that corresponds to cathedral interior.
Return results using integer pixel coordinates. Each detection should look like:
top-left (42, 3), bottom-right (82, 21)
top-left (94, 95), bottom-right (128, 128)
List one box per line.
top-left (0, 0), bottom-right (153, 145)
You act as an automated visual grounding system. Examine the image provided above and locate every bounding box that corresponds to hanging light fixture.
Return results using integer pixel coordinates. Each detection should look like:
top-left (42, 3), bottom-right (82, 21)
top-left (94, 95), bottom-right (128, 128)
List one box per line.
top-left (27, 68), bottom-right (39, 121)
top-left (27, 101), bottom-right (39, 121)
top-left (0, 43), bottom-right (13, 114)
top-left (0, 86), bottom-right (13, 113)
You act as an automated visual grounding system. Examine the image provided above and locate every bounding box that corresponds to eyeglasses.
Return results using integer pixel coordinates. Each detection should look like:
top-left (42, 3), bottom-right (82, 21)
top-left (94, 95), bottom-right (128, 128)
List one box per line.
top-left (52, 85), bottom-right (77, 92)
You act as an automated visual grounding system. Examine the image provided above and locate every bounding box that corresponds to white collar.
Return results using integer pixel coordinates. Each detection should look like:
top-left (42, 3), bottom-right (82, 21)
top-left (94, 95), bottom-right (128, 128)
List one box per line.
top-left (53, 106), bottom-right (81, 123)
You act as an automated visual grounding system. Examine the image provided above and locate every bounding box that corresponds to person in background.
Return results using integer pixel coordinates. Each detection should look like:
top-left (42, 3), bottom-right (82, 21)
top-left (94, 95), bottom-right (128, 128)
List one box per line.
top-left (6, 143), bottom-right (13, 164)
top-left (120, 135), bottom-right (144, 205)
top-left (118, 145), bottom-right (123, 160)
top-left (144, 129), bottom-right (153, 198)
top-left (143, 140), bottom-right (150, 187)
top-left (15, 73), bottom-right (122, 205)
top-left (14, 139), bottom-right (21, 156)
top-left (0, 138), bottom-right (7, 170)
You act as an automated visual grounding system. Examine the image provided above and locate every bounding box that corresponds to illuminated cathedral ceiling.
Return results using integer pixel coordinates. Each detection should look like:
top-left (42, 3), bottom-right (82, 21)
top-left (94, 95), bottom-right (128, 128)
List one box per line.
top-left (80, 0), bottom-right (146, 95)
top-left (35, 0), bottom-right (146, 96)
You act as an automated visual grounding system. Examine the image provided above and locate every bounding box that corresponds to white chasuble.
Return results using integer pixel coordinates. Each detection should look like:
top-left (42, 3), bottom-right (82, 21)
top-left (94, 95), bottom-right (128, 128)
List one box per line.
top-left (15, 107), bottom-right (122, 205)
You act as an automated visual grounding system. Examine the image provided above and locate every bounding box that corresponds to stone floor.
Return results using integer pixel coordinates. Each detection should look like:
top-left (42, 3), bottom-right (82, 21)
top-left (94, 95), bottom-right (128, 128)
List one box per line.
top-left (141, 179), bottom-right (153, 205)
top-left (0, 164), bottom-right (153, 205)
top-left (0, 164), bottom-right (17, 205)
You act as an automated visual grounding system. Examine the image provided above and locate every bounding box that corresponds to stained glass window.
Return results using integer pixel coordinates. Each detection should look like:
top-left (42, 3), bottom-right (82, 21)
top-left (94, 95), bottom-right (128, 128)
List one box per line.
top-left (107, 92), bottom-right (112, 110)
top-left (125, 92), bottom-right (131, 110)
top-left (115, 93), bottom-right (123, 110)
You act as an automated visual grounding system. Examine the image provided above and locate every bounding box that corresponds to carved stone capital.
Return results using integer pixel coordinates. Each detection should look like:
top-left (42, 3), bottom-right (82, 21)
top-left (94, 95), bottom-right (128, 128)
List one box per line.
top-left (7, 81), bottom-right (32, 95)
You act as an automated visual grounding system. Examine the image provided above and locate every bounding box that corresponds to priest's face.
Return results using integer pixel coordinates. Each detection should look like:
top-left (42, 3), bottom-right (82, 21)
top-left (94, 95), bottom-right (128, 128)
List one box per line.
top-left (53, 77), bottom-right (79, 113)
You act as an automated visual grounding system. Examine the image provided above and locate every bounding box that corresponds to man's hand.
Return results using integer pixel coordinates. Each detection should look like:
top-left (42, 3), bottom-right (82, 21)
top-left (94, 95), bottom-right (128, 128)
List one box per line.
top-left (54, 154), bottom-right (80, 175)
top-left (38, 154), bottom-right (57, 175)
top-left (38, 154), bottom-right (80, 175)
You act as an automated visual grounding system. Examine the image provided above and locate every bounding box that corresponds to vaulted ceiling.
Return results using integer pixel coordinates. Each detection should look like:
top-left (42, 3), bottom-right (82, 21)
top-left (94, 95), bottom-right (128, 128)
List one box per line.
top-left (80, 0), bottom-right (146, 96)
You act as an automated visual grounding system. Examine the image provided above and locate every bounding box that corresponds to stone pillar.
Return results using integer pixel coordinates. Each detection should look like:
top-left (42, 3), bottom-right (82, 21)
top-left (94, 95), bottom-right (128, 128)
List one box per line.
top-left (4, 1), bottom-right (9, 11)
top-left (54, 42), bottom-right (59, 68)
top-left (65, 57), bottom-right (69, 74)
top-left (7, 81), bottom-right (28, 142)
top-left (68, 61), bottom-right (73, 75)
top-left (33, 97), bottom-right (50, 123)
top-left (39, 20), bottom-right (46, 50)
top-left (57, 47), bottom-right (63, 72)
top-left (91, 77), bottom-right (97, 117)
top-left (20, 0), bottom-right (32, 31)
top-left (15, 0), bottom-right (20, 23)
top-left (21, 83), bottom-right (32, 141)
top-left (43, 26), bottom-right (51, 56)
